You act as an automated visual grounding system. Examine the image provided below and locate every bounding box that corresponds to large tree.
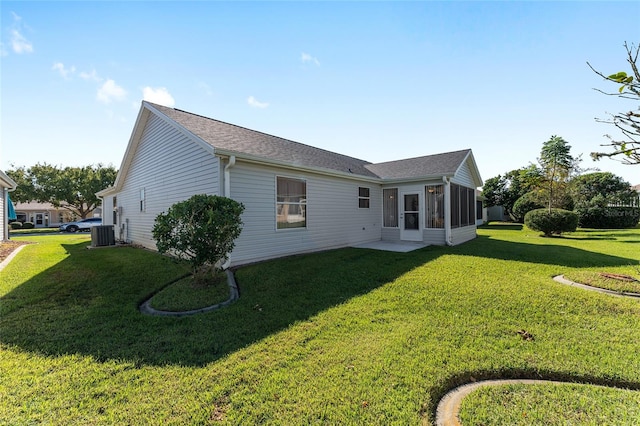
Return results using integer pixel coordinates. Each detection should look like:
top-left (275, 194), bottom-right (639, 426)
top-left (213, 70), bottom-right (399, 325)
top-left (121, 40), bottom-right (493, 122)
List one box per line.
top-left (588, 42), bottom-right (640, 164)
top-left (7, 163), bottom-right (117, 219)
top-left (482, 165), bottom-right (542, 219)
top-left (571, 171), bottom-right (636, 208)
top-left (538, 135), bottom-right (579, 212)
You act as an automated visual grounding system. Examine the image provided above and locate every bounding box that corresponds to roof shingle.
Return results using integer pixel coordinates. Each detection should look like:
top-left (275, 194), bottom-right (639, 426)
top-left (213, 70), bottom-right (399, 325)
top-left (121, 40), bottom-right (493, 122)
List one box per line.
top-left (148, 102), bottom-right (472, 181)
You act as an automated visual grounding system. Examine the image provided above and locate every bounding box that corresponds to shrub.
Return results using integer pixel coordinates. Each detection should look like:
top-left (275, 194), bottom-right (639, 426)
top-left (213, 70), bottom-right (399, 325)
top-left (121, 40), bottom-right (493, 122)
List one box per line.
top-left (511, 192), bottom-right (544, 223)
top-left (21, 222), bottom-right (35, 229)
top-left (152, 194), bottom-right (245, 278)
top-left (9, 221), bottom-right (23, 230)
top-left (524, 208), bottom-right (578, 237)
top-left (576, 206), bottom-right (640, 229)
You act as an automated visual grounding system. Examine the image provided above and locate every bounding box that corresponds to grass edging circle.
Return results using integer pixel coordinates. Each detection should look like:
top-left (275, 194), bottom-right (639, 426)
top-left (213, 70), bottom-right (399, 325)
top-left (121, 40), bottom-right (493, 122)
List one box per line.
top-left (436, 379), bottom-right (569, 426)
top-left (553, 275), bottom-right (640, 298)
top-left (139, 269), bottom-right (239, 317)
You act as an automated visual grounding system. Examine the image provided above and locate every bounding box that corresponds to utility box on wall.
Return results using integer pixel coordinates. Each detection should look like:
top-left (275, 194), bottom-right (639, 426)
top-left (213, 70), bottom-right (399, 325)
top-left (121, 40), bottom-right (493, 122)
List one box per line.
top-left (91, 225), bottom-right (115, 247)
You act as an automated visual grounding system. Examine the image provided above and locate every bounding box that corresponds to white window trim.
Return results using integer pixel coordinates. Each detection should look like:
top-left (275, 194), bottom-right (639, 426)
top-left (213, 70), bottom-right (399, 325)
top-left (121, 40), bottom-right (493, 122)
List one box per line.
top-left (275, 175), bottom-right (307, 231)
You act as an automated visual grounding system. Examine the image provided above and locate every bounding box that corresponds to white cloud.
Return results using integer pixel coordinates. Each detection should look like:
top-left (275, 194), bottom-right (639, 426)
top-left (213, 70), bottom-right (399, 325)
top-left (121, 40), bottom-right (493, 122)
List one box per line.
top-left (52, 62), bottom-right (76, 79)
top-left (247, 96), bottom-right (269, 109)
top-left (79, 69), bottom-right (102, 82)
top-left (142, 86), bottom-right (175, 107)
top-left (9, 13), bottom-right (33, 54)
top-left (97, 79), bottom-right (127, 103)
top-left (301, 52), bottom-right (320, 66)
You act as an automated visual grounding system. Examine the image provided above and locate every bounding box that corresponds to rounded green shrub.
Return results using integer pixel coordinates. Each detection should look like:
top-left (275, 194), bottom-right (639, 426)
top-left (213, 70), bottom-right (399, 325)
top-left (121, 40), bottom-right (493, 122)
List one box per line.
top-left (512, 192), bottom-right (544, 223)
top-left (21, 222), bottom-right (35, 229)
top-left (152, 194), bottom-right (245, 277)
top-left (9, 221), bottom-right (23, 230)
top-left (524, 208), bottom-right (578, 237)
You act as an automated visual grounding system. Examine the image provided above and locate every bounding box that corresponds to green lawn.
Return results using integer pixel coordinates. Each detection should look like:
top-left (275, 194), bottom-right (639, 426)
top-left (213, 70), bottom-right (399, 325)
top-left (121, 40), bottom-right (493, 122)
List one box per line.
top-left (1, 226), bottom-right (639, 424)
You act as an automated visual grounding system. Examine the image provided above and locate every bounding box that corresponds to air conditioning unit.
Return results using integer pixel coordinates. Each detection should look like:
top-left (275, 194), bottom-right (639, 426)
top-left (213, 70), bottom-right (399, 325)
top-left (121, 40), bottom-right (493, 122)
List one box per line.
top-left (91, 225), bottom-right (115, 247)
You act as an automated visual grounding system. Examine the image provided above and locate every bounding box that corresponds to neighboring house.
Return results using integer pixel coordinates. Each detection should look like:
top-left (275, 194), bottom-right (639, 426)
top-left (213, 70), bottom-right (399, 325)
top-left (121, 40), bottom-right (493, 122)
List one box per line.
top-left (13, 203), bottom-right (102, 228)
top-left (98, 102), bottom-right (483, 267)
top-left (13, 202), bottom-right (74, 228)
top-left (1, 170), bottom-right (18, 241)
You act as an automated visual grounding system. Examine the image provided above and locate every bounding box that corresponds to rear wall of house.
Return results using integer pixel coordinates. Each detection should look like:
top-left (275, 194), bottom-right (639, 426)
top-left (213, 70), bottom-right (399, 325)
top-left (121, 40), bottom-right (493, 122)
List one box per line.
top-left (228, 161), bottom-right (382, 266)
top-left (116, 114), bottom-right (220, 248)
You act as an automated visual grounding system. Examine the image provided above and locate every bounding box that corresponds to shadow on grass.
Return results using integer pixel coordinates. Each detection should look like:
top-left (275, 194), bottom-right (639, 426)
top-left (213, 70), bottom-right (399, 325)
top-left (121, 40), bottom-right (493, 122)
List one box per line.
top-left (1, 231), bottom-right (637, 367)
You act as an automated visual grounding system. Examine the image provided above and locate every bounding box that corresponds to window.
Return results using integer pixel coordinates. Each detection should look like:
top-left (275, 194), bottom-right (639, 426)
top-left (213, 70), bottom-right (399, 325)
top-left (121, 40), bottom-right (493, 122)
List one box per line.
top-left (113, 196), bottom-right (118, 225)
top-left (450, 183), bottom-right (476, 228)
top-left (476, 200), bottom-right (483, 220)
top-left (425, 185), bottom-right (444, 228)
top-left (277, 177), bottom-right (306, 229)
top-left (358, 187), bottom-right (370, 208)
top-left (140, 188), bottom-right (145, 212)
top-left (383, 188), bottom-right (398, 227)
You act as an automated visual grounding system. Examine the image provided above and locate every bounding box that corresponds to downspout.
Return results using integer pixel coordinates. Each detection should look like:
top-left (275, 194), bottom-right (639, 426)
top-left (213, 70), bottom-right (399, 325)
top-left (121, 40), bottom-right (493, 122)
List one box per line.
top-left (3, 188), bottom-right (8, 241)
top-left (443, 176), bottom-right (453, 246)
top-left (221, 155), bottom-right (236, 270)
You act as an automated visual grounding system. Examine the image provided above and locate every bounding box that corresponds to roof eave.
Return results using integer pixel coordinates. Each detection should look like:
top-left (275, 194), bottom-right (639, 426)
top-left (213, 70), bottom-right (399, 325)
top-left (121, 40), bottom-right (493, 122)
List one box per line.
top-left (214, 148), bottom-right (382, 183)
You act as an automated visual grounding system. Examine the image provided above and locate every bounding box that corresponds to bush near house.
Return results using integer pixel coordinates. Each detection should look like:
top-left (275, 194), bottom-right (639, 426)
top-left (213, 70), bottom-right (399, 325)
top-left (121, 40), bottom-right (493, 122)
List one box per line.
top-left (21, 222), bottom-right (34, 230)
top-left (152, 194), bottom-right (245, 280)
top-left (525, 208), bottom-right (578, 236)
top-left (9, 222), bottom-right (22, 230)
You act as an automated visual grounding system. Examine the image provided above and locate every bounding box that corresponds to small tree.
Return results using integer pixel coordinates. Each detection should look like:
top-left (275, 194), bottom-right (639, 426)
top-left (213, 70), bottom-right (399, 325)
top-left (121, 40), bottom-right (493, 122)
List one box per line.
top-left (538, 135), bottom-right (579, 212)
top-left (152, 194), bottom-right (245, 280)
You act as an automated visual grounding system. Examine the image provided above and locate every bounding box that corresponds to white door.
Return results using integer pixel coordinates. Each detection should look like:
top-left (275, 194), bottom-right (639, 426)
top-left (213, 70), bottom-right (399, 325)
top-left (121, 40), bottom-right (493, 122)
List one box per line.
top-left (400, 192), bottom-right (422, 241)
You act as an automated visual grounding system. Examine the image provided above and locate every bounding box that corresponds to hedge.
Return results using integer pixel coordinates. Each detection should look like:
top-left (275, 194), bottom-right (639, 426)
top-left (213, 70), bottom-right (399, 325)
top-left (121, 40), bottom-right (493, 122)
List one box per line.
top-left (576, 206), bottom-right (640, 229)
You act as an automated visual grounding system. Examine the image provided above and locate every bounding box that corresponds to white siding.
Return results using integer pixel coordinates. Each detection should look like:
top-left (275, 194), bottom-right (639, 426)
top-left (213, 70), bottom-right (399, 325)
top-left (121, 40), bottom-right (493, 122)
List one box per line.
top-left (452, 226), bottom-right (476, 245)
top-left (228, 162), bottom-right (381, 265)
top-left (117, 114), bottom-right (220, 248)
top-left (423, 229), bottom-right (446, 245)
top-left (452, 158), bottom-right (477, 189)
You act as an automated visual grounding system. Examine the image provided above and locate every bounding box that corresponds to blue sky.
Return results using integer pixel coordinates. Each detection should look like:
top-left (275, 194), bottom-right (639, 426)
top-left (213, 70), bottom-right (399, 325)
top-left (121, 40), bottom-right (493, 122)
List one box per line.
top-left (1, 1), bottom-right (639, 186)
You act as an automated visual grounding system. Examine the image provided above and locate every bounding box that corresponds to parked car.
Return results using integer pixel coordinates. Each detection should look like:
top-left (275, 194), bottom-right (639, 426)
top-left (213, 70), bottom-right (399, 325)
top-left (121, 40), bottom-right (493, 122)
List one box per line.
top-left (59, 217), bottom-right (102, 232)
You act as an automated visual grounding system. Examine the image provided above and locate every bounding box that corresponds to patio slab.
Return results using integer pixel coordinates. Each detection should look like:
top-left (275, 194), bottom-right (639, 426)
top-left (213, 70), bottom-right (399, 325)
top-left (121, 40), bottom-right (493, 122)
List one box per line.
top-left (352, 241), bottom-right (428, 253)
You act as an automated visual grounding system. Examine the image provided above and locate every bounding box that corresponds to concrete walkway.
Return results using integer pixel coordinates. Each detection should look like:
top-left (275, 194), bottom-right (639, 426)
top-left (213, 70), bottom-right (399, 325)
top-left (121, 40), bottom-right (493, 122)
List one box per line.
top-left (352, 241), bottom-right (428, 253)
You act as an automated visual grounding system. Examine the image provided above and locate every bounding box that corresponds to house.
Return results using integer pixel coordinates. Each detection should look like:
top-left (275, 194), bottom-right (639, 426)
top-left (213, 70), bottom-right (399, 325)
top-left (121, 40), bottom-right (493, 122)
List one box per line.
top-left (12, 202), bottom-right (80, 228)
top-left (98, 102), bottom-right (483, 267)
top-left (1, 170), bottom-right (18, 241)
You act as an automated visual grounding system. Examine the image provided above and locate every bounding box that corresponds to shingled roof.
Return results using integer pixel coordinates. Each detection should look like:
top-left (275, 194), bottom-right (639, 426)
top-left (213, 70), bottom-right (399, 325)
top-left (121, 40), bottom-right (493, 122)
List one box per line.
top-left (151, 103), bottom-right (378, 178)
top-left (365, 149), bottom-right (471, 180)
top-left (148, 102), bottom-right (474, 182)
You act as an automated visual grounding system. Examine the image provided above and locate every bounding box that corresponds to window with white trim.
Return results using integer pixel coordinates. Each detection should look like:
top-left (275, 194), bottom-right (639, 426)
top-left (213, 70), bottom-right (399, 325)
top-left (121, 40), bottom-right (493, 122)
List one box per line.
top-left (425, 185), bottom-right (444, 228)
top-left (276, 176), bottom-right (306, 229)
top-left (358, 187), bottom-right (370, 208)
top-left (383, 188), bottom-right (398, 227)
top-left (450, 183), bottom-right (475, 228)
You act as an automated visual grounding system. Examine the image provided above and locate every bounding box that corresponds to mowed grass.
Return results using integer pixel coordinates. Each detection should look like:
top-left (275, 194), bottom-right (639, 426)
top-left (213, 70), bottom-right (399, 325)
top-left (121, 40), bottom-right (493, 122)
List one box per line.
top-left (1, 226), bottom-right (640, 424)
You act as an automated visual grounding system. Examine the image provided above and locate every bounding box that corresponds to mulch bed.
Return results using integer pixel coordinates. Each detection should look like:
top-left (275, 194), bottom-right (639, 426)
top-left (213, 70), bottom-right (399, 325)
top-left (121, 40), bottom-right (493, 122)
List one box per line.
top-left (599, 272), bottom-right (639, 282)
top-left (0, 240), bottom-right (30, 263)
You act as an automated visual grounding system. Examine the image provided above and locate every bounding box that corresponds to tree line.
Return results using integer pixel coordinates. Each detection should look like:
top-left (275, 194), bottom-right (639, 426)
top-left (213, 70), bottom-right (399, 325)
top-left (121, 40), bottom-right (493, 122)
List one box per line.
top-left (7, 164), bottom-right (117, 220)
